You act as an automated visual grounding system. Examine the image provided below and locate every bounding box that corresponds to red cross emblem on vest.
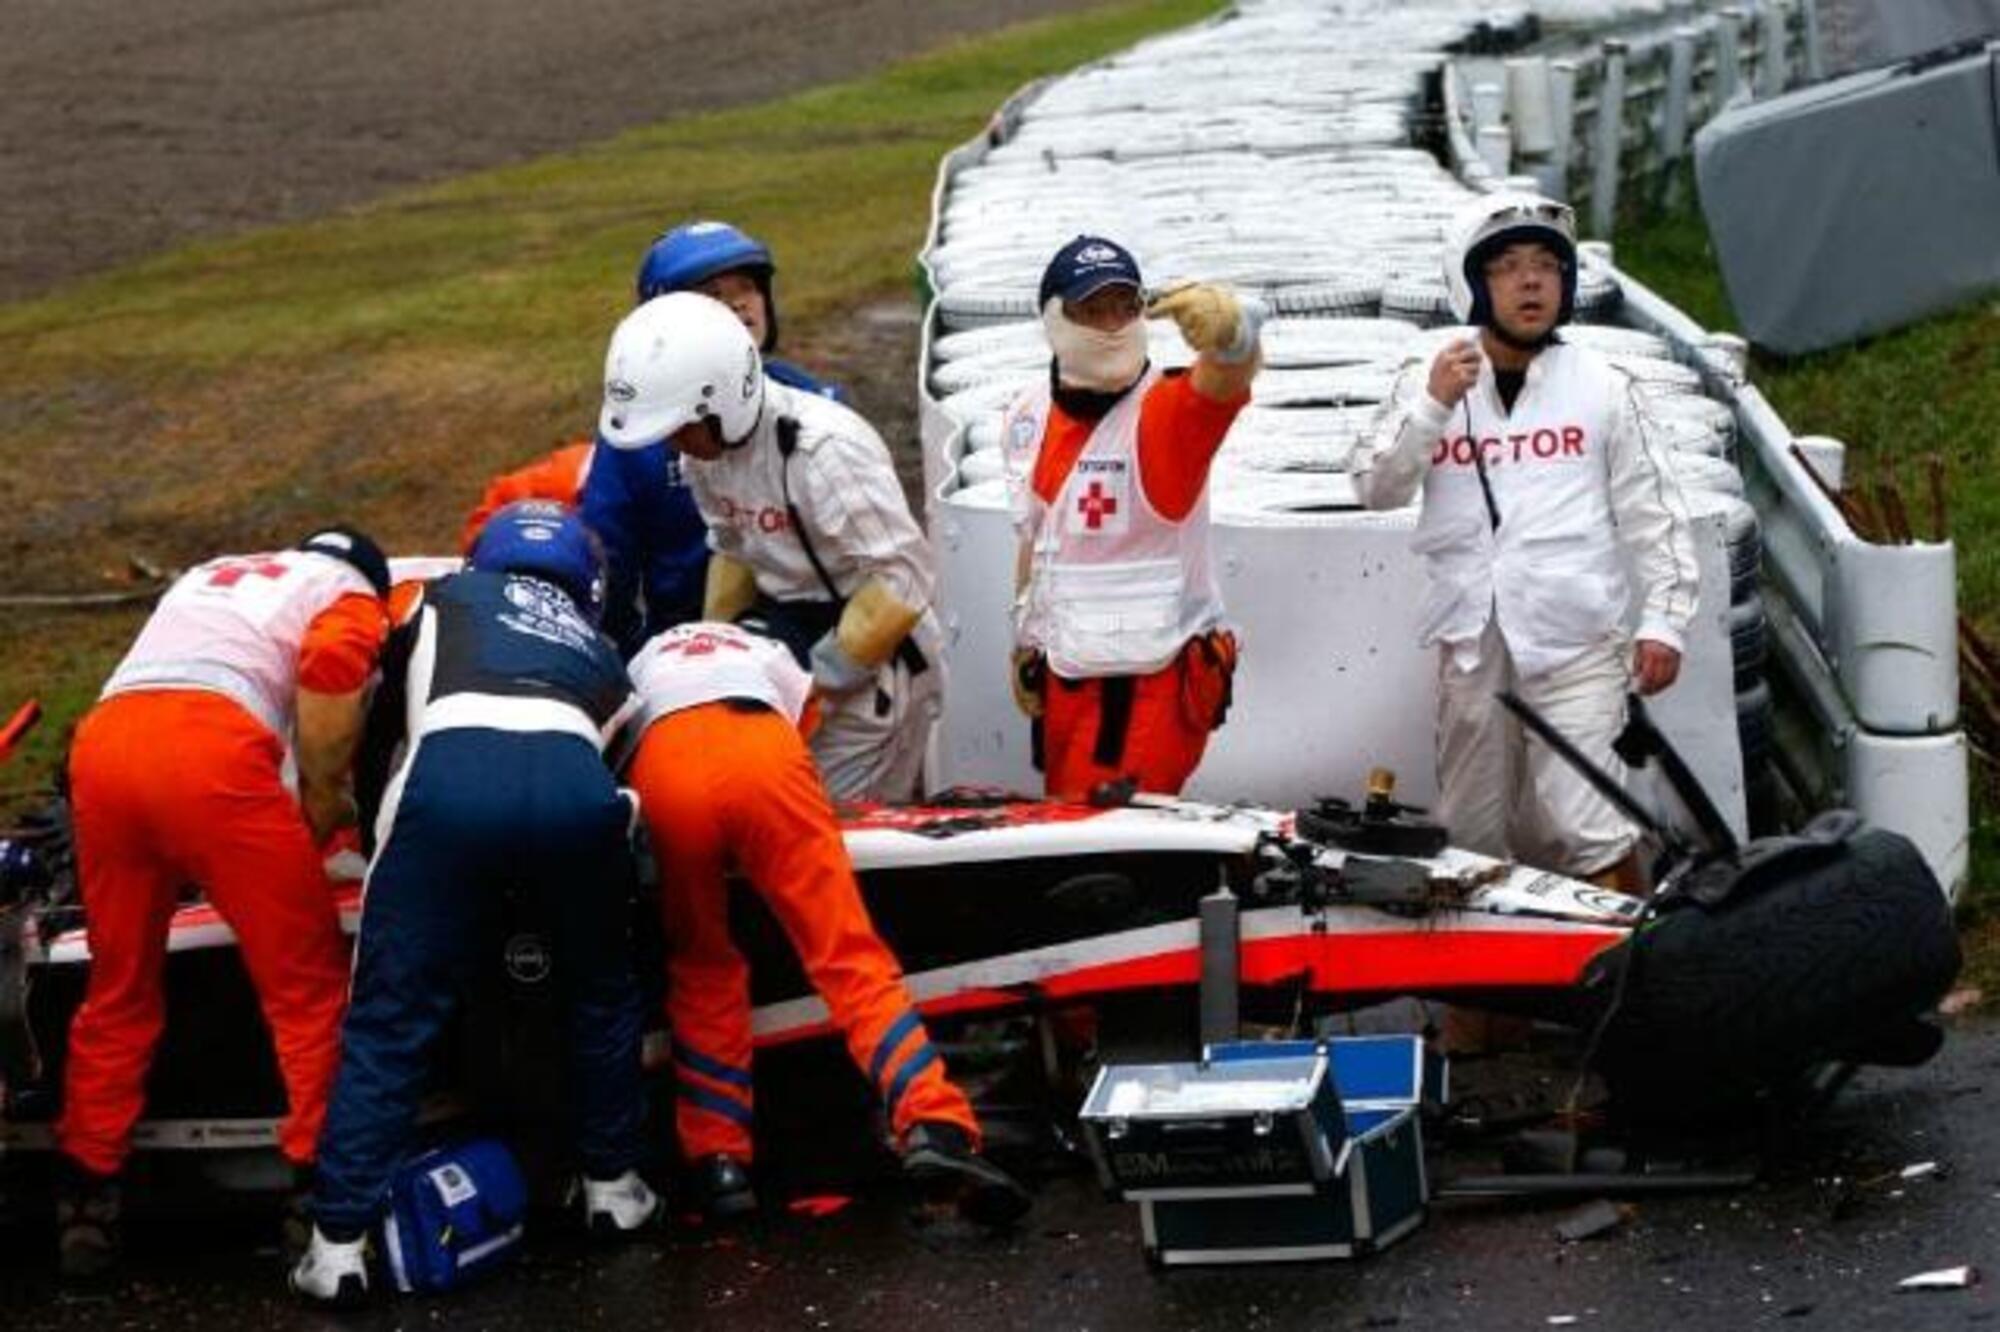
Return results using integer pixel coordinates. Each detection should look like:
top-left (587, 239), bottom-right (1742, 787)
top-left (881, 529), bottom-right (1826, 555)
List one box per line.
top-left (1077, 480), bottom-right (1119, 530)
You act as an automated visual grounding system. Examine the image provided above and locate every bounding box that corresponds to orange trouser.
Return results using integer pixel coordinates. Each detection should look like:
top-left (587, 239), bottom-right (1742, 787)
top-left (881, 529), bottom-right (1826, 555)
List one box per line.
top-left (1042, 652), bottom-right (1217, 802)
top-left (58, 691), bottom-right (350, 1175)
top-left (629, 702), bottom-right (977, 1162)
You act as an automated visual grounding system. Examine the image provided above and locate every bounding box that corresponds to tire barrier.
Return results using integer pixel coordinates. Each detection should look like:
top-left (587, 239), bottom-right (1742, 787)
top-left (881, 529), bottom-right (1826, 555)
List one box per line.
top-left (920, 1), bottom-right (1794, 842)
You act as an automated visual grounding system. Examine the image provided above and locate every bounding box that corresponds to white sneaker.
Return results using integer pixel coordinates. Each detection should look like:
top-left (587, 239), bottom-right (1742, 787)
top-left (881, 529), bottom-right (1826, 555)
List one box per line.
top-left (288, 1226), bottom-right (370, 1306)
top-left (581, 1170), bottom-right (660, 1236)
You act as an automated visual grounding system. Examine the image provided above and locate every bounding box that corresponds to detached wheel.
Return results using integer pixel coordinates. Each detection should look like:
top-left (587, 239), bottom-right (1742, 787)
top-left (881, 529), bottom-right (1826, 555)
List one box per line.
top-left (1586, 827), bottom-right (1959, 1132)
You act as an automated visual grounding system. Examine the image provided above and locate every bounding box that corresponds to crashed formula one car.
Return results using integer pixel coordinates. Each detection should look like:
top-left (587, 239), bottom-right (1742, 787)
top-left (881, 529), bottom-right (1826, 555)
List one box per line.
top-left (0, 785), bottom-right (1626, 1158)
top-left (0, 728), bottom-right (1962, 1187)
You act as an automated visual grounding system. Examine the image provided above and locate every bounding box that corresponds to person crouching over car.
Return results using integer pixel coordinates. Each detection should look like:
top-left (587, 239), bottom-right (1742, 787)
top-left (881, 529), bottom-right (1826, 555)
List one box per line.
top-left (621, 619), bottom-right (1030, 1228)
top-left (55, 528), bottom-right (391, 1281)
top-left (290, 503), bottom-right (657, 1307)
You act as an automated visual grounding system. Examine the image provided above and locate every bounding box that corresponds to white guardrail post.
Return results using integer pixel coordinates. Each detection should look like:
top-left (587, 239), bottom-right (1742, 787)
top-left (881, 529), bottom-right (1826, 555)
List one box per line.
top-left (1756, 0), bottom-right (1789, 98)
top-left (1612, 270), bottom-right (1968, 896)
top-left (1715, 7), bottom-right (1744, 103)
top-left (1661, 25), bottom-right (1696, 203)
top-left (1548, 59), bottom-right (1579, 198)
top-left (1589, 39), bottom-right (1627, 235)
top-left (1800, 0), bottom-right (1825, 82)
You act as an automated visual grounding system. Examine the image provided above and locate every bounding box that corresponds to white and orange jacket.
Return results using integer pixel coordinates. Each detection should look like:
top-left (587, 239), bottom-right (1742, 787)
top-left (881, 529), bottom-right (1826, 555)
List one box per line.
top-left (102, 551), bottom-right (383, 739)
top-left (626, 621), bottom-right (814, 734)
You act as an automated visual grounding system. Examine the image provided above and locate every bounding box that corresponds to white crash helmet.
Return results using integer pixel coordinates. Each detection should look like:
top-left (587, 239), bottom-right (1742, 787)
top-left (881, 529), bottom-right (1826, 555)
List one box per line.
top-left (1442, 191), bottom-right (1579, 326)
top-left (599, 291), bottom-right (765, 450)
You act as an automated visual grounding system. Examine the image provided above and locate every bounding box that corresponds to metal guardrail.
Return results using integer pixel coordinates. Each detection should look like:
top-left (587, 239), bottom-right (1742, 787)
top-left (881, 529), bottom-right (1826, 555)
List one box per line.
top-left (1445, 0), bottom-right (1969, 894)
top-left (1456, 0), bottom-right (1819, 234)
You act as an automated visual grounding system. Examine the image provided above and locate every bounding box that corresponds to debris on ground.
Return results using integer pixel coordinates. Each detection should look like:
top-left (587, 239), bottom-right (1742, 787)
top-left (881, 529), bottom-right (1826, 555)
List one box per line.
top-left (1896, 1265), bottom-right (1979, 1292)
top-left (787, 1196), bottom-right (853, 1220)
top-left (1553, 1200), bottom-right (1632, 1243)
top-left (1940, 987), bottom-right (1983, 1017)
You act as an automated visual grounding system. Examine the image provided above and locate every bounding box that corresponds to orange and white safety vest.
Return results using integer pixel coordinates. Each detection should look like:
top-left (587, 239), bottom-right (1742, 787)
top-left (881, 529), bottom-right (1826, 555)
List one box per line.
top-left (1005, 370), bottom-right (1225, 679)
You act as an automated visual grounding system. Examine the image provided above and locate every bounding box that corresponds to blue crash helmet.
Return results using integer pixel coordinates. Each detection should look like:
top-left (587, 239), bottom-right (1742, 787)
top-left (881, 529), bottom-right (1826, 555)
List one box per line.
top-left (466, 500), bottom-right (607, 622)
top-left (634, 220), bottom-right (781, 350)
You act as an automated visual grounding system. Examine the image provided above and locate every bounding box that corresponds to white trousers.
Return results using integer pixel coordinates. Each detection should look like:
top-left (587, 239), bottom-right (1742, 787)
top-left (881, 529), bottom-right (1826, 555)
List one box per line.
top-left (1435, 620), bottom-right (1637, 877)
top-left (812, 658), bottom-right (942, 803)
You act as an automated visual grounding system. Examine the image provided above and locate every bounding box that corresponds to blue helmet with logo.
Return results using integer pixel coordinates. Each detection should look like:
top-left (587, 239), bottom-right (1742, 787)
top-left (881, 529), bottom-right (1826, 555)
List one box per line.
top-left (634, 221), bottom-right (781, 351)
top-left (466, 501), bottom-right (606, 622)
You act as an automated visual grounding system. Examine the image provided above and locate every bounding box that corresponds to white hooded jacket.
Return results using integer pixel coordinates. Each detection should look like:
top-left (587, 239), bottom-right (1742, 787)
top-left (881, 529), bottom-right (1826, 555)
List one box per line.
top-left (1350, 336), bottom-right (1699, 679)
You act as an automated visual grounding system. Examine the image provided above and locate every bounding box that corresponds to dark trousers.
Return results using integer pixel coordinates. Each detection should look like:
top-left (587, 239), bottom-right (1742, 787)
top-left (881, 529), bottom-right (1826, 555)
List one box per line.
top-left (312, 729), bottom-right (645, 1235)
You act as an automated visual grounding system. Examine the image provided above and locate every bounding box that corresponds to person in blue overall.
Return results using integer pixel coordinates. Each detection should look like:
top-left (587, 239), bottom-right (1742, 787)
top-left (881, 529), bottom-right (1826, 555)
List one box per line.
top-left (290, 501), bottom-right (658, 1306)
top-left (584, 220), bottom-right (848, 652)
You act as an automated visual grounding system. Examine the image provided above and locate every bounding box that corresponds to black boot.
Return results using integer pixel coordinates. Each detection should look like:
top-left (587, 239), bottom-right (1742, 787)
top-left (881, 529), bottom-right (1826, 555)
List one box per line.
top-left (687, 1153), bottom-right (758, 1222)
top-left (900, 1122), bottom-right (1031, 1230)
top-left (55, 1158), bottom-right (122, 1282)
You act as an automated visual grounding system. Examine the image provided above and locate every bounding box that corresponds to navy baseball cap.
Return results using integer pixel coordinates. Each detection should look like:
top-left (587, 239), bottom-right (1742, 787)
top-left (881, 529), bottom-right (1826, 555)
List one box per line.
top-left (1038, 235), bottom-right (1144, 308)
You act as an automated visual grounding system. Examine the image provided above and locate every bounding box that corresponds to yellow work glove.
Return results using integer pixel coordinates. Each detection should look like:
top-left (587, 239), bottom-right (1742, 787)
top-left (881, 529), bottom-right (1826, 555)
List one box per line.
top-left (703, 553), bottom-right (759, 623)
top-left (1146, 281), bottom-right (1265, 364)
top-left (812, 578), bottom-right (924, 695)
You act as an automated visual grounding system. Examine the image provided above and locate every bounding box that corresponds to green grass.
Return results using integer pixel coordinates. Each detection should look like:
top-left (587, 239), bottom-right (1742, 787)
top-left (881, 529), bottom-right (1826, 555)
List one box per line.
top-left (1614, 189), bottom-right (2000, 988)
top-left (0, 0), bottom-right (1224, 792)
top-left (0, 0), bottom-right (1218, 388)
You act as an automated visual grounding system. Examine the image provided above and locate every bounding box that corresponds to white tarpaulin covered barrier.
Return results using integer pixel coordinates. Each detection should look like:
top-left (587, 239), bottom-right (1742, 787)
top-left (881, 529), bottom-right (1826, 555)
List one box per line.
top-left (1694, 41), bottom-right (2000, 355)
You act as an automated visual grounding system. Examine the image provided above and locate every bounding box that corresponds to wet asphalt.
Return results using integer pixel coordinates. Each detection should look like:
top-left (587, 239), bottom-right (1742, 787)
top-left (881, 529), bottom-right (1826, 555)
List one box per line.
top-left (4, 1016), bottom-right (1995, 1332)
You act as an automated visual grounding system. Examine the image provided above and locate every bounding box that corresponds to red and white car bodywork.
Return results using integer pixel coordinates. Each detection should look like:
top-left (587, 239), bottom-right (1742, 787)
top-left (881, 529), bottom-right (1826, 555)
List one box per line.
top-left (5, 794), bottom-right (1634, 1156)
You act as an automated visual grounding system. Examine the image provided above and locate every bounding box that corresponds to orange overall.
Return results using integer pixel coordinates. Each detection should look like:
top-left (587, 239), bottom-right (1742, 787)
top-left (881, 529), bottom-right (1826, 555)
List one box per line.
top-left (57, 593), bottom-right (384, 1176)
top-left (459, 441), bottom-right (593, 552)
top-left (1028, 373), bottom-right (1245, 800)
top-left (1041, 632), bottom-right (1236, 800)
top-left (628, 701), bottom-right (978, 1162)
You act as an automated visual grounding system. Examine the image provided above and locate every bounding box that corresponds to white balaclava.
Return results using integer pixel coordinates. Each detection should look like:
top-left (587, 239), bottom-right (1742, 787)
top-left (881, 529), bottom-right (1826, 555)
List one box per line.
top-left (1042, 296), bottom-right (1148, 393)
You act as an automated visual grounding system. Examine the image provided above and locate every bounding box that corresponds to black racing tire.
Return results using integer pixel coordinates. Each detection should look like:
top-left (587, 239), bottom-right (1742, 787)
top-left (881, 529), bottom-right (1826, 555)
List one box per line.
top-left (1573, 268), bottom-right (1623, 323)
top-left (1737, 680), bottom-right (1773, 770)
top-left (1728, 597), bottom-right (1767, 692)
top-left (1583, 827), bottom-right (1959, 1133)
top-left (1681, 490), bottom-right (1762, 604)
top-left (1724, 502), bottom-right (1762, 606)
